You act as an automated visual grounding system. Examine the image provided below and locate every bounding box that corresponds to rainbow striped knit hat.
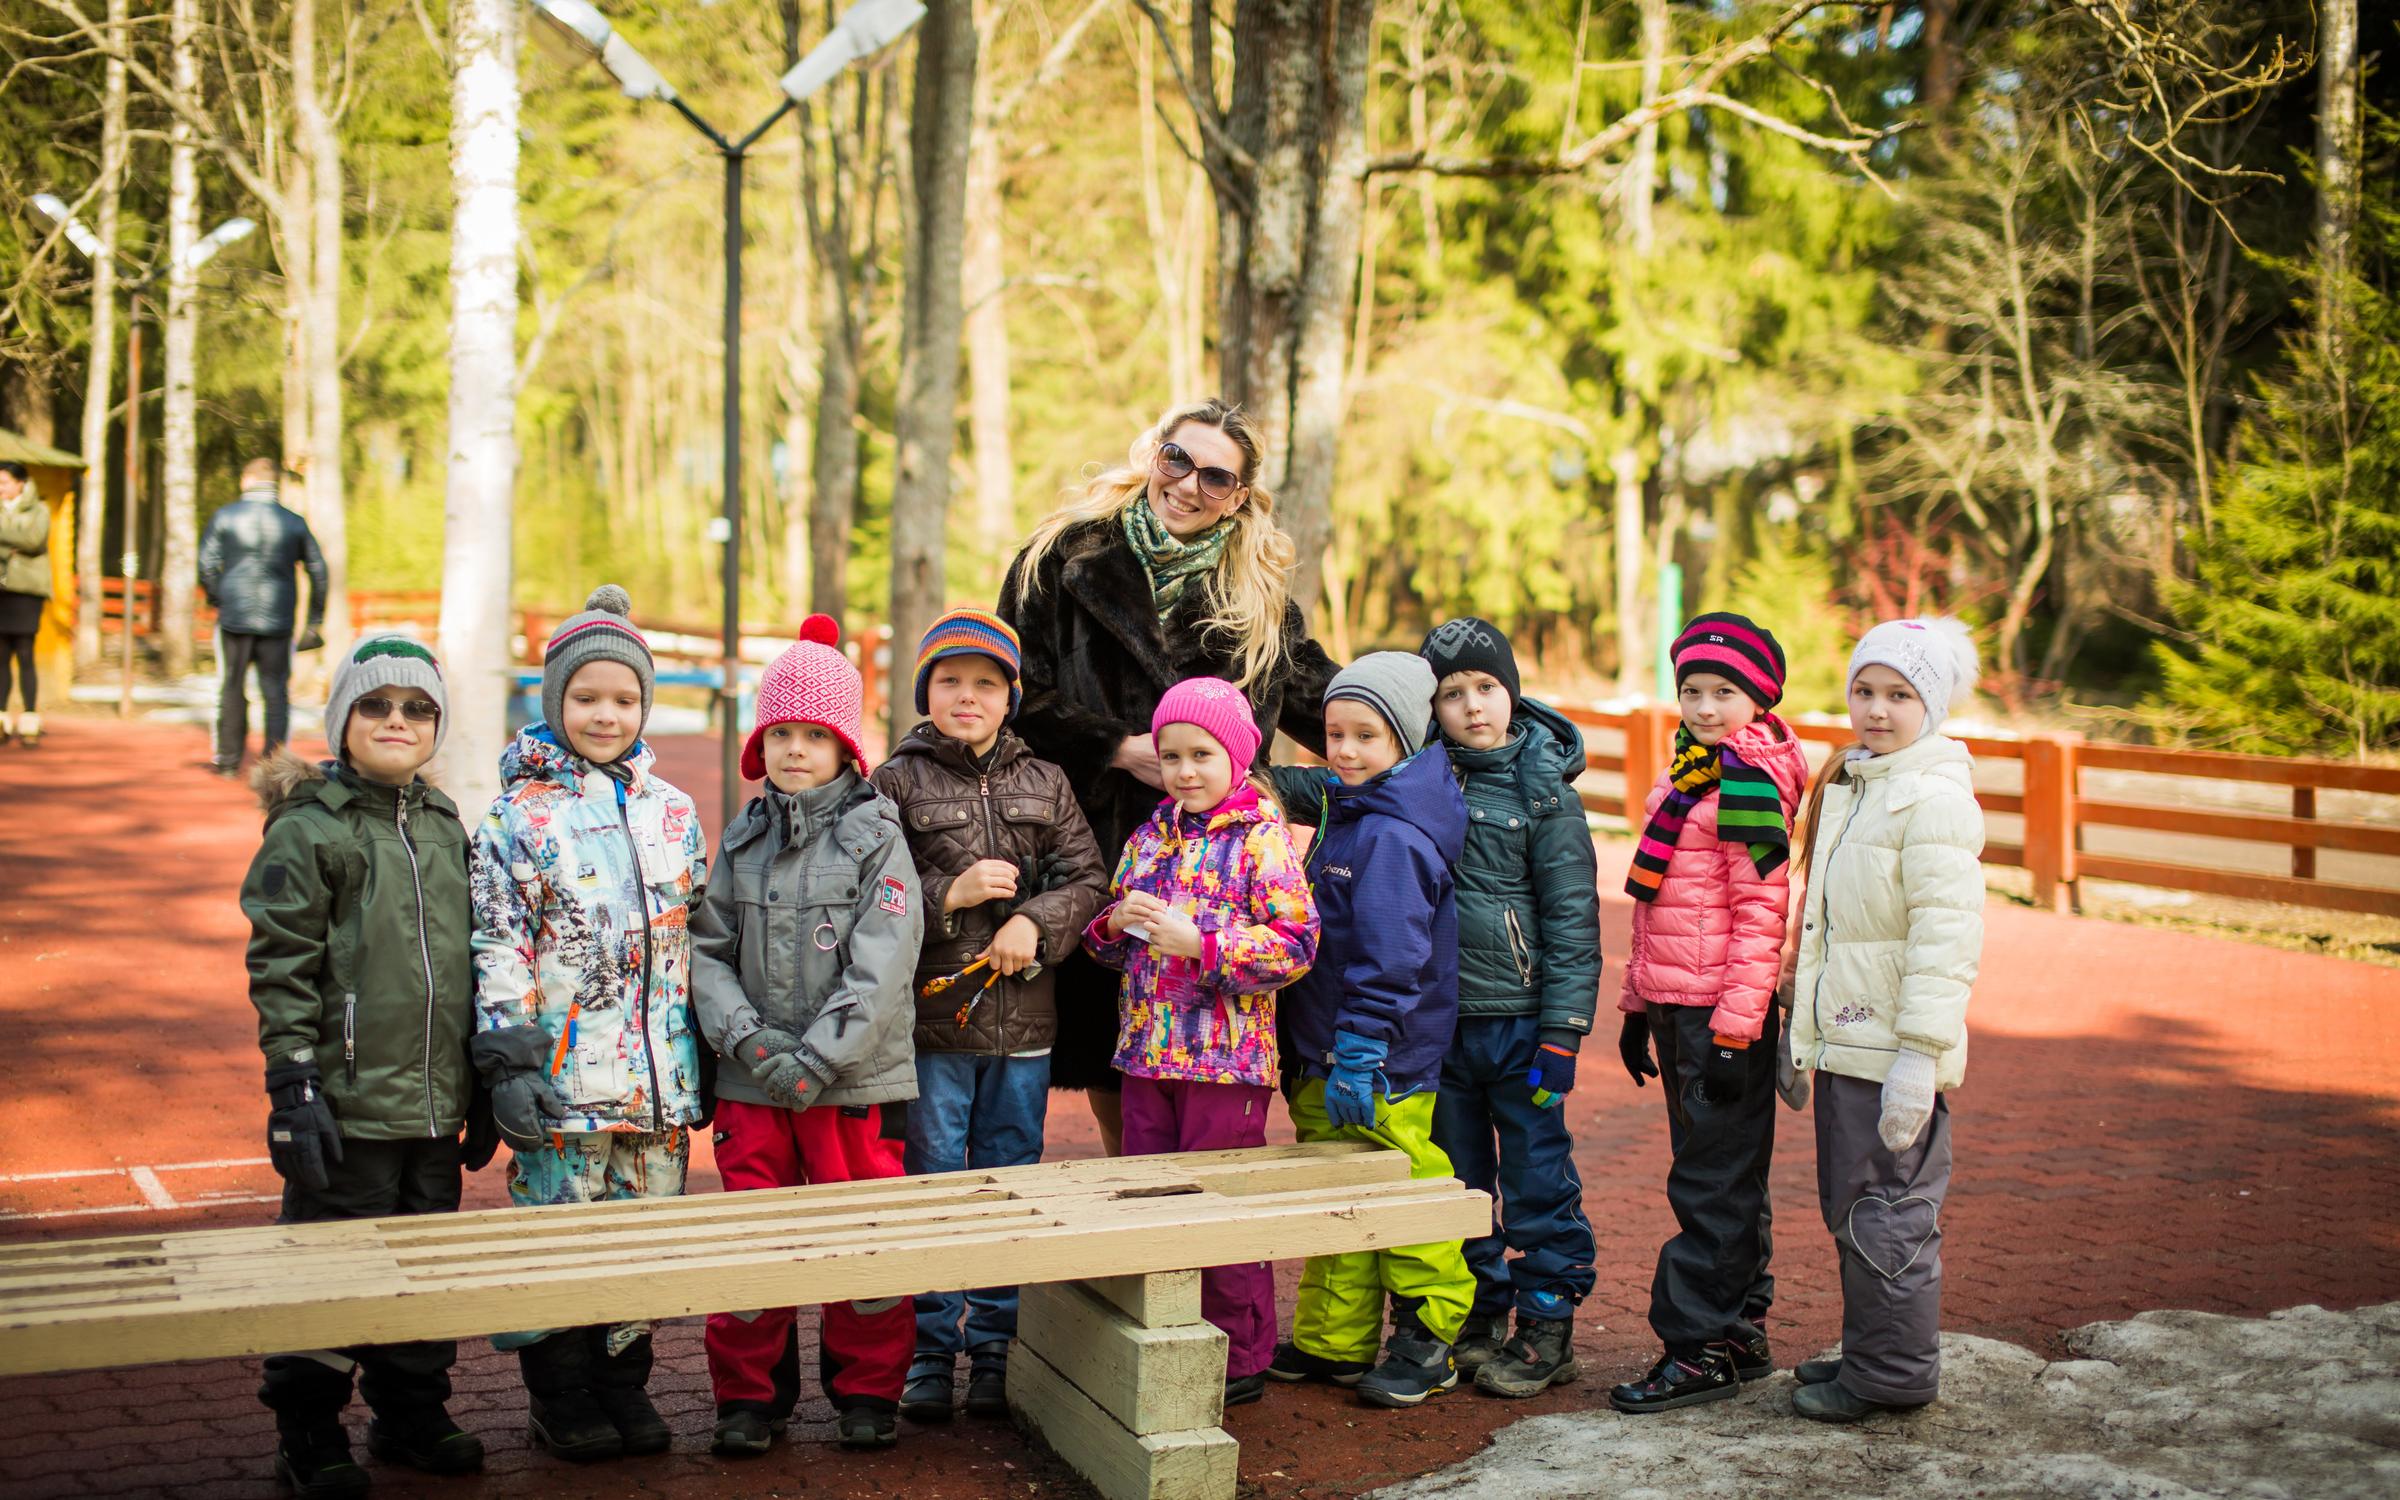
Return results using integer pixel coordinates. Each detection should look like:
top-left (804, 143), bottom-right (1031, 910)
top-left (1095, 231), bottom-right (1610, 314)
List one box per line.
top-left (913, 607), bottom-right (1023, 719)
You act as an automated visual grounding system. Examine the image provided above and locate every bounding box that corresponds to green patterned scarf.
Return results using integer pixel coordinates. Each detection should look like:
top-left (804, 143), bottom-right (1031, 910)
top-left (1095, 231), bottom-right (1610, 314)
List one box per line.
top-left (1121, 501), bottom-right (1232, 625)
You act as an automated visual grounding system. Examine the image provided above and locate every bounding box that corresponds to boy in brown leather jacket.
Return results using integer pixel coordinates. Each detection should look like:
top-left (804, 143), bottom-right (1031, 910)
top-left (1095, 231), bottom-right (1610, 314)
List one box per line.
top-left (869, 606), bottom-right (1108, 1422)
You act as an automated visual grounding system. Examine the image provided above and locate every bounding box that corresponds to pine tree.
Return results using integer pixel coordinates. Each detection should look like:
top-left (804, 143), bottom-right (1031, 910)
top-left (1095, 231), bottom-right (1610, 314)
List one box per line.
top-left (2153, 112), bottom-right (2400, 757)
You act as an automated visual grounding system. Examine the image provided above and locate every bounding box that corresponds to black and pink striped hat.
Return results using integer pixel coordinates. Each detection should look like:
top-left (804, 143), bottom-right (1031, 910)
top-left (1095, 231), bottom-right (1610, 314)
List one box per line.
top-left (1670, 612), bottom-right (1786, 710)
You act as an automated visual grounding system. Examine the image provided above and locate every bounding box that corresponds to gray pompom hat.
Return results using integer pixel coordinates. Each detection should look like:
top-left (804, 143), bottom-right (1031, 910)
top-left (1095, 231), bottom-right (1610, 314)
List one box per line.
top-left (541, 584), bottom-right (655, 735)
top-left (1324, 651), bottom-right (1439, 759)
top-left (327, 633), bottom-right (450, 765)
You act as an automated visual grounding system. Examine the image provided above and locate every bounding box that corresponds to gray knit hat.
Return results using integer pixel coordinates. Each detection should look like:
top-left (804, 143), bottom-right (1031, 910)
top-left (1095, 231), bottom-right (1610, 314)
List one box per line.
top-left (542, 584), bottom-right (654, 734)
top-left (1324, 651), bottom-right (1439, 759)
top-left (327, 633), bottom-right (450, 764)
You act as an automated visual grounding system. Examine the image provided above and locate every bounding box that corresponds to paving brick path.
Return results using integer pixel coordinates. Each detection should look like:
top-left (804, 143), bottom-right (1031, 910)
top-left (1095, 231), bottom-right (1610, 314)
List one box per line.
top-left (2, 721), bottom-right (2393, 1499)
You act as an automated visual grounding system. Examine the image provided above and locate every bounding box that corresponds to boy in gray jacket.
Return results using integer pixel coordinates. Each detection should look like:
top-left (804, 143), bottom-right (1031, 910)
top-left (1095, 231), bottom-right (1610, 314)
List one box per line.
top-left (690, 615), bottom-right (924, 1456)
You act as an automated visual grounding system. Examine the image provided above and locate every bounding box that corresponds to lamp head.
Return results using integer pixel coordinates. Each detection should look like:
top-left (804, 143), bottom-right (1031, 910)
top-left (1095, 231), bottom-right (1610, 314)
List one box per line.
top-left (778, 0), bottom-right (926, 105)
top-left (30, 193), bottom-right (104, 260)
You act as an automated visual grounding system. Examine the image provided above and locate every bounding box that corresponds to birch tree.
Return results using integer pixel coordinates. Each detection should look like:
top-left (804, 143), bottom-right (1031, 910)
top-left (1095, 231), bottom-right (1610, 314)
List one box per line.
top-left (436, 0), bottom-right (519, 812)
top-left (73, 0), bottom-right (127, 670)
top-left (159, 0), bottom-right (200, 677)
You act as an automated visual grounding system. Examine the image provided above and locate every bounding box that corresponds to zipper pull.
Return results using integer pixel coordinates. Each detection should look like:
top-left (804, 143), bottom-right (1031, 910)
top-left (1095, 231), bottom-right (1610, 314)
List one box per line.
top-left (980, 774), bottom-right (990, 797)
top-left (343, 994), bottom-right (358, 1082)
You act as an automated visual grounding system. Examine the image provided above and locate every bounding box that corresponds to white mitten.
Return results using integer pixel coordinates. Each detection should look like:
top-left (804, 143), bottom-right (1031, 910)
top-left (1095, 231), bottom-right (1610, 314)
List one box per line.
top-left (1877, 1048), bottom-right (1938, 1152)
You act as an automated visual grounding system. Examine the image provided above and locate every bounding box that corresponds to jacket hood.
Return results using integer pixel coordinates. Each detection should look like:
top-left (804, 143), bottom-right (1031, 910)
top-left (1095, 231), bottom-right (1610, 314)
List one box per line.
top-left (884, 720), bottom-right (1033, 775)
top-left (1725, 713), bottom-right (1812, 807)
top-left (251, 746), bottom-right (455, 825)
top-left (1447, 695), bottom-right (1586, 793)
top-left (1329, 742), bottom-right (1467, 861)
top-left (1148, 780), bottom-right (1273, 844)
top-left (499, 722), bottom-right (659, 792)
top-left (1845, 729), bottom-right (1975, 790)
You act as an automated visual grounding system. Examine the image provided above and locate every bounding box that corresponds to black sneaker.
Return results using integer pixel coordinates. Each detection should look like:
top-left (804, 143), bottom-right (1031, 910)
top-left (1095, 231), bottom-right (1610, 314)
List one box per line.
top-left (965, 1345), bottom-right (1010, 1419)
top-left (365, 1409), bottom-right (486, 1474)
top-left (1608, 1347), bottom-right (1740, 1414)
top-left (1474, 1314), bottom-right (1578, 1398)
top-left (273, 1427), bottom-right (370, 1500)
top-left (835, 1403), bottom-right (899, 1449)
top-left (1450, 1310), bottom-right (1509, 1372)
top-left (1722, 1327), bottom-right (1775, 1382)
top-left (710, 1407), bottom-right (776, 1458)
top-left (1354, 1325), bottom-right (1459, 1409)
top-left (1266, 1342), bottom-right (1374, 1386)
top-left (1224, 1371), bottom-right (1268, 1408)
top-left (1795, 1357), bottom-right (1842, 1386)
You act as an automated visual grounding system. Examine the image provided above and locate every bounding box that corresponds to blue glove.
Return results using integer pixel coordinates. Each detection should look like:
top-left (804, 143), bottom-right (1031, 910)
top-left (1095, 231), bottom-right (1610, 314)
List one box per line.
top-left (1324, 1029), bottom-right (1387, 1130)
top-left (1528, 1028), bottom-right (1581, 1109)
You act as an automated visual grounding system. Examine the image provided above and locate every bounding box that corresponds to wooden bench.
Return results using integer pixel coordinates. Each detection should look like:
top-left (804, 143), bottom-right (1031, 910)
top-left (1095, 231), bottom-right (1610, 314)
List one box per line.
top-left (0, 1142), bottom-right (1486, 1500)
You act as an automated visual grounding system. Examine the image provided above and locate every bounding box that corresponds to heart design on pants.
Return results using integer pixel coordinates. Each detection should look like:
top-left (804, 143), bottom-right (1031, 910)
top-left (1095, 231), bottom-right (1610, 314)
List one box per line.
top-left (1841, 1193), bottom-right (1939, 1283)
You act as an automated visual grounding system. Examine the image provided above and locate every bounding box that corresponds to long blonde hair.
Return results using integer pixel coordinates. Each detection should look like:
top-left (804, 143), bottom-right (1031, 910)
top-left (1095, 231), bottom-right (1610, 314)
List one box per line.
top-left (1011, 398), bottom-right (1297, 694)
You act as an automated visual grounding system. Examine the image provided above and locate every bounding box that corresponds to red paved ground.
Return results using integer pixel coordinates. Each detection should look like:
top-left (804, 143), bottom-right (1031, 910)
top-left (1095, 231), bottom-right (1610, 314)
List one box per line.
top-left (3, 719), bottom-right (2396, 1499)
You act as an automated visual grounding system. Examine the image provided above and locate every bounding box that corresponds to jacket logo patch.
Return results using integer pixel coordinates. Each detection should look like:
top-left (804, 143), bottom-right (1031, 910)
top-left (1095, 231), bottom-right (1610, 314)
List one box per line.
top-left (1322, 864), bottom-right (1354, 878)
top-left (877, 876), bottom-right (908, 914)
top-left (263, 863), bottom-right (288, 897)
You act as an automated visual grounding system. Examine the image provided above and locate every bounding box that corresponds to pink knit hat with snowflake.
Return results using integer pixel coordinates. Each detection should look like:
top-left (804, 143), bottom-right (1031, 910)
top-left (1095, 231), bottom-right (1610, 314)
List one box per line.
top-left (1152, 676), bottom-right (1263, 783)
top-left (742, 614), bottom-right (868, 779)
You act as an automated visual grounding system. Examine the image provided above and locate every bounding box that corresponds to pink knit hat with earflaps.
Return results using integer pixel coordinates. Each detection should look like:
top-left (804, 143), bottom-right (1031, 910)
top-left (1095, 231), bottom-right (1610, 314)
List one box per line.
top-left (1152, 676), bottom-right (1264, 783)
top-left (742, 614), bottom-right (868, 779)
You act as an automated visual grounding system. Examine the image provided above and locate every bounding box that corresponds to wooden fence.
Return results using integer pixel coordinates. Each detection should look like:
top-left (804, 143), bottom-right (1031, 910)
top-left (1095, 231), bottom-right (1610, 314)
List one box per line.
top-left (1563, 704), bottom-right (2400, 919)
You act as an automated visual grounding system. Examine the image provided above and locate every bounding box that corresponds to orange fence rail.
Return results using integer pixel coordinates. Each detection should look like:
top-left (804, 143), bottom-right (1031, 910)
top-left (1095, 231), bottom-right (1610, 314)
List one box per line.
top-left (1558, 704), bottom-right (2400, 920)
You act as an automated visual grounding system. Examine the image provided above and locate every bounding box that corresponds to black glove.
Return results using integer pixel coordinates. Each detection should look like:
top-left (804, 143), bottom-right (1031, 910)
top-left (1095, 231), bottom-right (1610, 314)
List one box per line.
top-left (470, 1027), bottom-right (571, 1152)
top-left (1618, 1011), bottom-right (1660, 1087)
top-left (461, 1065), bottom-right (500, 1172)
top-left (1700, 1036), bottom-right (1751, 1104)
top-left (295, 625), bottom-right (325, 653)
top-left (738, 1025), bottom-right (825, 1111)
top-left (1527, 1027), bottom-right (1582, 1107)
top-left (265, 1057), bottom-right (344, 1192)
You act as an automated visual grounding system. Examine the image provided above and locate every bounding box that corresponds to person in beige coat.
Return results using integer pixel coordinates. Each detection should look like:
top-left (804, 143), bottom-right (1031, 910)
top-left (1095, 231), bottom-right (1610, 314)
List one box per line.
top-left (0, 461), bottom-right (50, 746)
top-left (1780, 616), bottom-right (1985, 1424)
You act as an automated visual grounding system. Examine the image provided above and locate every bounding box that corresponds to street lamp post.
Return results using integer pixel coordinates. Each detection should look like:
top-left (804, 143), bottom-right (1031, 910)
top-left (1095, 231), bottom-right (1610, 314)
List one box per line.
top-left (526, 0), bottom-right (924, 829)
top-left (30, 194), bottom-right (254, 715)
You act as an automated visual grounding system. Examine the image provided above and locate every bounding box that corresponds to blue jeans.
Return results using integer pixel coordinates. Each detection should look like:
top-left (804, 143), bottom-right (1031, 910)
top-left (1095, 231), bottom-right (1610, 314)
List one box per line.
top-left (904, 1051), bottom-right (1050, 1368)
top-left (1432, 1014), bottom-right (1597, 1318)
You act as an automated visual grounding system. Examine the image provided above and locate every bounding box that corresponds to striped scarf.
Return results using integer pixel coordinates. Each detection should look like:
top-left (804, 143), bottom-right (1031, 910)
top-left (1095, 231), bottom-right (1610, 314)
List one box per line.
top-left (1625, 728), bottom-right (1789, 902)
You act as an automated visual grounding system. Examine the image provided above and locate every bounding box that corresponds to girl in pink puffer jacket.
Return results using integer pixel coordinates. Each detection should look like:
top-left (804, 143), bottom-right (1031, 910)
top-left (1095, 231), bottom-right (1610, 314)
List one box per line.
top-left (1607, 613), bottom-right (1809, 1418)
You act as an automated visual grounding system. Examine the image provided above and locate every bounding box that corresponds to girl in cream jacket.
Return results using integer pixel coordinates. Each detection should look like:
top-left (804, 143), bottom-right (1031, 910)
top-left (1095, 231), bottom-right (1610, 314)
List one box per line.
top-left (1783, 617), bottom-right (1985, 1426)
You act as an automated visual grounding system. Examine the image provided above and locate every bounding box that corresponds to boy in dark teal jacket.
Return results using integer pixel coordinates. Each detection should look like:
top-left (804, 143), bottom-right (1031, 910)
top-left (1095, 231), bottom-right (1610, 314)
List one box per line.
top-left (1418, 617), bottom-right (1600, 1398)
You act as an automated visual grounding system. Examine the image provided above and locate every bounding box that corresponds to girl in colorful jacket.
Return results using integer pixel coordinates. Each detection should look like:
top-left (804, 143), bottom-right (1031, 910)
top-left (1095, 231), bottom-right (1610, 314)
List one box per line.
top-left (1609, 614), bottom-right (1809, 1418)
top-left (1084, 677), bottom-right (1318, 1406)
top-left (1782, 617), bottom-right (1985, 1424)
top-left (468, 586), bottom-right (707, 1464)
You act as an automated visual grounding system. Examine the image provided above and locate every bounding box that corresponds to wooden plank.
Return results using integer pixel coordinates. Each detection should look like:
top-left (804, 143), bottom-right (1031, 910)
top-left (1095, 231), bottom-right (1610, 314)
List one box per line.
top-left (1005, 1339), bottom-right (1236, 1500)
top-left (2074, 798), bottom-right (2400, 857)
top-left (2078, 744), bottom-right (2400, 795)
top-left (1017, 1280), bottom-right (1226, 1434)
top-left (1076, 1271), bottom-right (1202, 1330)
top-left (2074, 854), bottom-right (2400, 918)
top-left (0, 1170), bottom-right (1489, 1375)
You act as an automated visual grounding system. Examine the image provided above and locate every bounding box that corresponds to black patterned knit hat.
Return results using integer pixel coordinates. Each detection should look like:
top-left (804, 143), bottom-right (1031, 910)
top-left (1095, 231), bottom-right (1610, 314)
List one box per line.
top-left (1419, 617), bottom-right (1522, 705)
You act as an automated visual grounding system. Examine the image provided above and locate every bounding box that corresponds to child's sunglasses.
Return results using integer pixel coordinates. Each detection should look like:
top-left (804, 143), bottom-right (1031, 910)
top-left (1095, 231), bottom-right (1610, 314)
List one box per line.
top-left (354, 695), bottom-right (441, 724)
top-left (1154, 441), bottom-right (1243, 502)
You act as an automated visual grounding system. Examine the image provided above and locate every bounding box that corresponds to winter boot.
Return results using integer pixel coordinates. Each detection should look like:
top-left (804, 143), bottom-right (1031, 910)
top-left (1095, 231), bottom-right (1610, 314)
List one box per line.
top-left (1267, 1342), bottom-right (1374, 1386)
top-left (710, 1407), bottom-right (776, 1458)
top-left (273, 1421), bottom-right (370, 1500)
top-left (364, 1406), bottom-right (485, 1475)
top-left (517, 1330), bottom-right (624, 1463)
top-left (1793, 1379), bottom-right (1924, 1423)
top-left (1474, 1314), bottom-right (1578, 1398)
top-left (900, 1355), bottom-right (955, 1424)
top-left (1722, 1326), bottom-right (1775, 1382)
top-left (964, 1341), bottom-right (1011, 1419)
top-left (835, 1401), bottom-right (900, 1449)
top-left (1450, 1310), bottom-right (1509, 1372)
top-left (1795, 1357), bottom-right (1842, 1386)
top-left (1354, 1297), bottom-right (1459, 1409)
top-left (587, 1328), bottom-right (671, 1456)
top-left (1608, 1346), bottom-right (1740, 1414)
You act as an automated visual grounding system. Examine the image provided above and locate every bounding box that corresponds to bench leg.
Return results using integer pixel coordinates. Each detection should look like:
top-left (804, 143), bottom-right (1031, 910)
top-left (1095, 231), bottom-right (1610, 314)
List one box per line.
top-left (1007, 1271), bottom-right (1236, 1500)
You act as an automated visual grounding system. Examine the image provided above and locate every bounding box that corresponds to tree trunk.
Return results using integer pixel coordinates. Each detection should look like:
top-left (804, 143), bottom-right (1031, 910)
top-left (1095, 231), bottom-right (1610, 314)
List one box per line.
top-left (1217, 0), bottom-right (1320, 480)
top-left (779, 2), bottom-right (817, 617)
top-left (1624, 0), bottom-right (1666, 253)
top-left (809, 263), bottom-right (859, 619)
top-left (2314, 0), bottom-right (2359, 356)
top-left (294, 0), bottom-right (348, 658)
top-left (963, 0), bottom-right (1013, 567)
top-left (1279, 0), bottom-right (1375, 620)
top-left (436, 0), bottom-right (520, 814)
top-left (74, 0), bottom-right (127, 670)
top-left (159, 0), bottom-right (201, 679)
top-left (888, 0), bottom-right (978, 739)
top-left (1919, 0), bottom-right (1962, 124)
top-left (1611, 428), bottom-right (1645, 698)
top-left (1612, 0), bottom-right (1669, 698)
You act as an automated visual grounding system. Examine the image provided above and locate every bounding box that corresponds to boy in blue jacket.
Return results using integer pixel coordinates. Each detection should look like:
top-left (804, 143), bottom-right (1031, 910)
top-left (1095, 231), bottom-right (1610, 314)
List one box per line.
top-left (1264, 652), bottom-right (1473, 1408)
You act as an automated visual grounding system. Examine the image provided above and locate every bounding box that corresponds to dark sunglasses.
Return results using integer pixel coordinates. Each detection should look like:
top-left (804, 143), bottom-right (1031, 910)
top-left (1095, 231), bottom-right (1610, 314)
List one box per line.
top-left (355, 695), bottom-right (441, 724)
top-left (1155, 441), bottom-right (1243, 503)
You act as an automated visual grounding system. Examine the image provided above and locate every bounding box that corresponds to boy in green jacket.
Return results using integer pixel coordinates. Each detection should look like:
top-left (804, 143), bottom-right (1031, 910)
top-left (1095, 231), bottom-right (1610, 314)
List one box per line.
top-left (240, 635), bottom-right (490, 1498)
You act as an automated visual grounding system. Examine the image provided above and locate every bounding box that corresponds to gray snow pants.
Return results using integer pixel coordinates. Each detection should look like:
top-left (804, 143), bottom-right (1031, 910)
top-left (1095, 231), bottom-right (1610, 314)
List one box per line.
top-left (1814, 1071), bottom-right (1950, 1406)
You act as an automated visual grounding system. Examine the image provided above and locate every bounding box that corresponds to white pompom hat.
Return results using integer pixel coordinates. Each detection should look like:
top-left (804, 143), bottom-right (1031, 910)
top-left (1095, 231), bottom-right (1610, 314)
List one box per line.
top-left (1848, 616), bottom-right (1981, 742)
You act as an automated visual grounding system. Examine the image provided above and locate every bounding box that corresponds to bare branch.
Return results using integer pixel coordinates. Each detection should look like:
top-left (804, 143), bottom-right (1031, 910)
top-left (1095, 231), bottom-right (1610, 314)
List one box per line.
top-left (1129, 0), bottom-right (1257, 178)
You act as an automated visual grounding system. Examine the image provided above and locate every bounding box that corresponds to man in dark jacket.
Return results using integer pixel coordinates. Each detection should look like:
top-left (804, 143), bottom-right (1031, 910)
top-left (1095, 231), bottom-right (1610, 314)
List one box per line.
top-left (199, 457), bottom-right (328, 774)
